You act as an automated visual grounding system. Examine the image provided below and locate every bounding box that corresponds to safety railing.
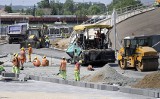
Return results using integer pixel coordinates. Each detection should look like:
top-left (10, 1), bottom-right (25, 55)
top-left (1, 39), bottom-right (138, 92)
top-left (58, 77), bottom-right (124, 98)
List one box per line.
top-left (84, 1), bottom-right (155, 25)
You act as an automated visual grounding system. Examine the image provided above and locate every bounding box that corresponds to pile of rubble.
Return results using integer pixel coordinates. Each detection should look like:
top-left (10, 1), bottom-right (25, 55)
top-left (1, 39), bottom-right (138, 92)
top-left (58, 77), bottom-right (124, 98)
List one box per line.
top-left (132, 71), bottom-right (160, 88)
top-left (81, 65), bottom-right (138, 86)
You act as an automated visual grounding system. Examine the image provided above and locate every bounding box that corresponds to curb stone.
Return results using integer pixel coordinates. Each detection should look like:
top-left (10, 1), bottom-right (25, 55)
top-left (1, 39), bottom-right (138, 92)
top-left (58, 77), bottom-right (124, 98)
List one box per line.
top-left (29, 73), bottom-right (160, 98)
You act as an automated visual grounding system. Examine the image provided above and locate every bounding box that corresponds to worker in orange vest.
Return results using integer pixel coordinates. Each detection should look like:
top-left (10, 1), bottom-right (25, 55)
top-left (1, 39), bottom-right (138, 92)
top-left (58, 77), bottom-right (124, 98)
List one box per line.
top-left (74, 60), bottom-right (82, 81)
top-left (59, 57), bottom-right (67, 80)
top-left (12, 53), bottom-right (20, 74)
top-left (33, 57), bottom-right (41, 67)
top-left (20, 47), bottom-right (26, 70)
top-left (41, 56), bottom-right (49, 66)
top-left (28, 44), bottom-right (32, 62)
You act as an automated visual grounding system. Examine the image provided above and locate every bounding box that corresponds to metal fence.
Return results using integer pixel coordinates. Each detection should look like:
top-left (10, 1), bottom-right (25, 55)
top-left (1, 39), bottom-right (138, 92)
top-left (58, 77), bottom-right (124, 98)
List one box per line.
top-left (84, 1), bottom-right (155, 25)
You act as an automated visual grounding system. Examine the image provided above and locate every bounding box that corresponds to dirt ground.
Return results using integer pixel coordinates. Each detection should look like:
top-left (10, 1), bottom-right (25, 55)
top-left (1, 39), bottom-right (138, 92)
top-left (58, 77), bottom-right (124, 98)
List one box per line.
top-left (50, 38), bottom-right (70, 50)
top-left (132, 71), bottom-right (160, 89)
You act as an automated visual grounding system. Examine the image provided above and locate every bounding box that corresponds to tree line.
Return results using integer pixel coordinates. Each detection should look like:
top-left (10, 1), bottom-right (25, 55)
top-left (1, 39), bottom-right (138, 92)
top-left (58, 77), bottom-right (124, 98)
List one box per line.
top-left (4, 0), bottom-right (142, 16)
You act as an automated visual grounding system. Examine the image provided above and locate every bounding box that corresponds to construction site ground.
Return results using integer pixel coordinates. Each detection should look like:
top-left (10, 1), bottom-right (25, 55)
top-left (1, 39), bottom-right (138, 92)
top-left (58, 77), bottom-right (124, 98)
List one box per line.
top-left (0, 46), bottom-right (160, 98)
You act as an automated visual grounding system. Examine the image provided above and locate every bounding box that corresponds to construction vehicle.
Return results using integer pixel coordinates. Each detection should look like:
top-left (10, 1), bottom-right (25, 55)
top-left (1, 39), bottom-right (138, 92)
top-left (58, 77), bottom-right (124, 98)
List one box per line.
top-left (21, 26), bottom-right (46, 48)
top-left (117, 35), bottom-right (159, 72)
top-left (7, 23), bottom-right (29, 44)
top-left (66, 24), bottom-right (116, 66)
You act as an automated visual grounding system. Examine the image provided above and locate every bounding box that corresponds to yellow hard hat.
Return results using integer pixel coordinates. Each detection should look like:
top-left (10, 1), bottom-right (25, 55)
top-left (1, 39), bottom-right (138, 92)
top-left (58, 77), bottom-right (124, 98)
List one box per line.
top-left (28, 44), bottom-right (31, 46)
top-left (43, 56), bottom-right (46, 58)
top-left (15, 54), bottom-right (18, 57)
top-left (21, 47), bottom-right (24, 50)
top-left (14, 53), bottom-right (18, 57)
top-left (79, 60), bottom-right (82, 63)
top-left (13, 53), bottom-right (16, 56)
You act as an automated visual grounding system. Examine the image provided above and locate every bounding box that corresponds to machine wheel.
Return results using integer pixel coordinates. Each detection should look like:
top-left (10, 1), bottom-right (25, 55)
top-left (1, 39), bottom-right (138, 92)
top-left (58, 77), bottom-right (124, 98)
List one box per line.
top-left (36, 42), bottom-right (40, 49)
top-left (136, 59), bottom-right (159, 72)
top-left (118, 59), bottom-right (127, 69)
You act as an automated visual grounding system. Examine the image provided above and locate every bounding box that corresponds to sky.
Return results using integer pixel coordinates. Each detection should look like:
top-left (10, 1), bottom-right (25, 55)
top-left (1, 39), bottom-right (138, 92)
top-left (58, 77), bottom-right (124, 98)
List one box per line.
top-left (0, 0), bottom-right (112, 6)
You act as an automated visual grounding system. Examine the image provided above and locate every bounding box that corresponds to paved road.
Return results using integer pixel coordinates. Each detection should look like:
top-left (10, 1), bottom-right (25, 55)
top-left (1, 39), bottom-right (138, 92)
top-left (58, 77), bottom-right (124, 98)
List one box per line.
top-left (33, 48), bottom-right (70, 59)
top-left (0, 80), bottom-right (157, 99)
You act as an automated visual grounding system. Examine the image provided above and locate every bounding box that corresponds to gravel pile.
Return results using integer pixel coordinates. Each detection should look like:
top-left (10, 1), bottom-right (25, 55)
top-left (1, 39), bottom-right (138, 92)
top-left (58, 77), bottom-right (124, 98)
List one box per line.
top-left (81, 65), bottom-right (138, 86)
top-left (132, 71), bottom-right (160, 89)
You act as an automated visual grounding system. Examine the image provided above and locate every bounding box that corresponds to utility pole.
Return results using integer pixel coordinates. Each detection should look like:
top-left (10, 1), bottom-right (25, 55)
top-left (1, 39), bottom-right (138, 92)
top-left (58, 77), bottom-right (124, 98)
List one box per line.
top-left (112, 8), bottom-right (117, 51)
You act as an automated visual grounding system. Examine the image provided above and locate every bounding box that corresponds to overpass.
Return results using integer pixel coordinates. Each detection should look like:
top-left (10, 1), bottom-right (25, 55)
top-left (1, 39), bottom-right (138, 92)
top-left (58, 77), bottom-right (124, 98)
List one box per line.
top-left (110, 8), bottom-right (160, 50)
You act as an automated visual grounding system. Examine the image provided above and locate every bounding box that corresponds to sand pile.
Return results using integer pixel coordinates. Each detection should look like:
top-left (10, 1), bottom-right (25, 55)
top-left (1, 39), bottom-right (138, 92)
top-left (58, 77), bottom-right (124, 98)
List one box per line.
top-left (51, 38), bottom-right (69, 49)
top-left (132, 71), bottom-right (160, 88)
top-left (82, 65), bottom-right (137, 86)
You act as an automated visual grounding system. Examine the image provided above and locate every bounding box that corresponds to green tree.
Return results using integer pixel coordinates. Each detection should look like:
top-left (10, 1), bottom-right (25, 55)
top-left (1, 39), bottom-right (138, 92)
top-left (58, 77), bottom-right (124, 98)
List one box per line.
top-left (36, 9), bottom-right (44, 16)
top-left (4, 5), bottom-right (12, 13)
top-left (63, 0), bottom-right (74, 15)
top-left (107, 0), bottom-right (142, 11)
top-left (88, 5), bottom-right (101, 15)
top-left (50, 0), bottom-right (63, 15)
top-left (37, 0), bottom-right (50, 8)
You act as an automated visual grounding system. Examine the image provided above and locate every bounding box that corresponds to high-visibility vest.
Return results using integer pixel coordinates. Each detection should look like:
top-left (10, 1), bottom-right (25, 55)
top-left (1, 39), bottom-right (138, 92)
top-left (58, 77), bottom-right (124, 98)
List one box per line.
top-left (60, 60), bottom-right (67, 70)
top-left (33, 59), bottom-right (41, 67)
top-left (20, 50), bottom-right (26, 60)
top-left (12, 57), bottom-right (20, 67)
top-left (42, 58), bottom-right (49, 66)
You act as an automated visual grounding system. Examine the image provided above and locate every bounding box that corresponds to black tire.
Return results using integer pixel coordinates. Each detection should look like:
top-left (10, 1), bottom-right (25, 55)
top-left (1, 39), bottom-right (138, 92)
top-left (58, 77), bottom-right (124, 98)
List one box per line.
top-left (36, 42), bottom-right (40, 49)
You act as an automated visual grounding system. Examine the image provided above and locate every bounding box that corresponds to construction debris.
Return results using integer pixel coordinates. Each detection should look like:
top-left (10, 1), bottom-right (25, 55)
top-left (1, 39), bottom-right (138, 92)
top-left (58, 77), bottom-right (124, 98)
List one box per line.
top-left (81, 65), bottom-right (138, 86)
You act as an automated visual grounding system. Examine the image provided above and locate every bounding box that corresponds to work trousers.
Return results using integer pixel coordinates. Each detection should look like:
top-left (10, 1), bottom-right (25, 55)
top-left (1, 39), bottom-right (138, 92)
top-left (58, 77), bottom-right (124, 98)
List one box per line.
top-left (74, 70), bottom-right (80, 81)
top-left (12, 66), bottom-right (20, 74)
top-left (28, 54), bottom-right (31, 62)
top-left (60, 70), bottom-right (66, 80)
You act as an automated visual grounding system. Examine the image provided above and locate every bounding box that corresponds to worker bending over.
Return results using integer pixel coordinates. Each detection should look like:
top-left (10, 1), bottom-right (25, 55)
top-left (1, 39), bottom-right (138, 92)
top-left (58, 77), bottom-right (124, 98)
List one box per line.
top-left (33, 57), bottom-right (41, 67)
top-left (12, 53), bottom-right (20, 74)
top-left (41, 56), bottom-right (49, 66)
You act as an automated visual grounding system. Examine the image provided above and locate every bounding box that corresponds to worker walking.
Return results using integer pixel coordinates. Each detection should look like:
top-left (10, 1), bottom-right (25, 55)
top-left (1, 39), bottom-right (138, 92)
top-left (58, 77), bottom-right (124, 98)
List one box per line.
top-left (73, 48), bottom-right (78, 64)
top-left (45, 35), bottom-right (50, 48)
top-left (41, 56), bottom-right (49, 66)
top-left (28, 44), bottom-right (32, 62)
top-left (59, 57), bottom-right (67, 80)
top-left (20, 47), bottom-right (26, 70)
top-left (74, 60), bottom-right (82, 81)
top-left (32, 57), bottom-right (41, 67)
top-left (12, 53), bottom-right (20, 74)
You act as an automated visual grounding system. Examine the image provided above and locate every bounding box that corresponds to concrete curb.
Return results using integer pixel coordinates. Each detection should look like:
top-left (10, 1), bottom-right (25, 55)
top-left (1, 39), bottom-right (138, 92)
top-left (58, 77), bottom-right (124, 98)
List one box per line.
top-left (119, 87), bottom-right (160, 98)
top-left (29, 75), bottom-right (160, 98)
top-left (29, 75), bottom-right (119, 92)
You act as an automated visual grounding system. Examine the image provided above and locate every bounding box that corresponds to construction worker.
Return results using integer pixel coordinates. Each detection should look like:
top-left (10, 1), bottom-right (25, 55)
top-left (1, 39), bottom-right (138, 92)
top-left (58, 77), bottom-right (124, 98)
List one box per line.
top-left (87, 64), bottom-right (95, 71)
top-left (73, 48), bottom-right (78, 64)
top-left (32, 57), bottom-right (41, 67)
top-left (74, 60), bottom-right (82, 81)
top-left (0, 62), bottom-right (5, 72)
top-left (28, 44), bottom-right (32, 62)
top-left (12, 53), bottom-right (20, 74)
top-left (20, 47), bottom-right (26, 70)
top-left (45, 35), bottom-right (50, 48)
top-left (41, 56), bottom-right (49, 66)
top-left (59, 57), bottom-right (67, 80)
